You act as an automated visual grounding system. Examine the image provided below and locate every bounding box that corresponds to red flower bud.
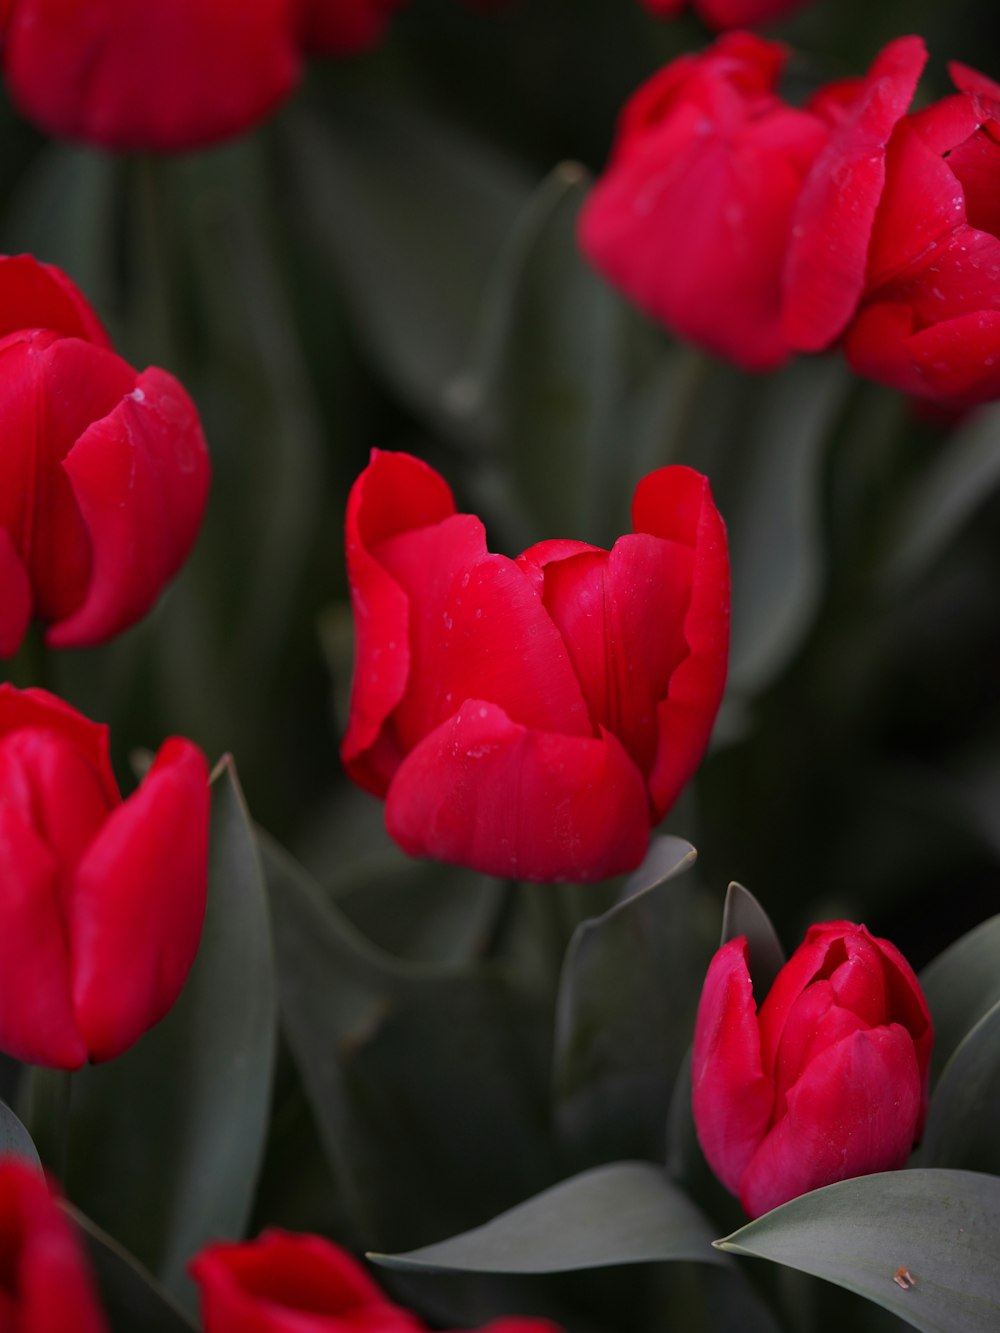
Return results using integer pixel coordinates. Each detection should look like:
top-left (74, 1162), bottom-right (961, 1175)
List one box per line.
top-left (0, 255), bottom-right (210, 658)
top-left (843, 62), bottom-right (1000, 407)
top-left (342, 450), bottom-right (729, 883)
top-left (0, 1159), bottom-right (109, 1332)
top-left (191, 1230), bottom-right (560, 1332)
top-left (0, 684), bottom-right (210, 1069)
top-left (692, 921), bottom-right (933, 1218)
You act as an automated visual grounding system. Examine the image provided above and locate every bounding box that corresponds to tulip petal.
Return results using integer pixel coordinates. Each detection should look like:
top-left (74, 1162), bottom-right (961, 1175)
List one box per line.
top-left (71, 739), bottom-right (209, 1062)
top-left (0, 775), bottom-right (85, 1069)
top-left (633, 467), bottom-right (729, 820)
top-left (0, 684), bottom-right (119, 805)
top-left (385, 701), bottom-right (650, 882)
top-left (949, 61), bottom-right (1000, 104)
top-left (739, 1025), bottom-right (922, 1218)
top-left (50, 365), bottom-right (211, 648)
top-left (769, 981), bottom-right (868, 1121)
top-left (696, 0), bottom-right (812, 27)
top-left (3, 0), bottom-right (302, 152)
top-left (342, 450), bottom-right (457, 794)
top-left (0, 527), bottom-right (31, 659)
top-left (692, 938), bottom-right (773, 1196)
top-left (0, 254), bottom-right (110, 347)
top-left (848, 304), bottom-right (1000, 407)
top-left (782, 36), bottom-right (926, 350)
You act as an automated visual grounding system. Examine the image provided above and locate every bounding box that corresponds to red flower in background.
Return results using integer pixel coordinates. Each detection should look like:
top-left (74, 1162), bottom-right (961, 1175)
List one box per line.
top-left (342, 451), bottom-right (728, 883)
top-left (0, 254), bottom-right (210, 659)
top-left (0, 1159), bottom-right (109, 1332)
top-left (0, 685), bottom-right (209, 1070)
top-left (0, 0), bottom-right (405, 151)
top-left (192, 1230), bottom-right (561, 1332)
top-left (842, 63), bottom-right (1000, 407)
top-left (640, 0), bottom-right (808, 28)
top-left (579, 33), bottom-right (925, 372)
top-left (692, 921), bottom-right (933, 1218)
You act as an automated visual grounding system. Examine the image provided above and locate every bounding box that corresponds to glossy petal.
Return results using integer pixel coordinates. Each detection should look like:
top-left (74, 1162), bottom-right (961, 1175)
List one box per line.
top-left (692, 938), bottom-right (774, 1195)
top-left (385, 702), bottom-right (650, 883)
top-left (579, 35), bottom-right (827, 370)
top-left (782, 36), bottom-right (925, 350)
top-left (71, 739), bottom-right (209, 1063)
top-left (0, 1163), bottom-right (108, 1333)
top-left (739, 1025), bottom-right (922, 1217)
top-left (50, 365), bottom-right (211, 648)
top-left (0, 254), bottom-right (110, 347)
top-left (2, 0), bottom-right (302, 151)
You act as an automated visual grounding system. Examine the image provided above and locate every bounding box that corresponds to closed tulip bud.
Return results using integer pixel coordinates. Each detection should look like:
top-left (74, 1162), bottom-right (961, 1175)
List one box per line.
top-left (692, 921), bottom-right (933, 1218)
top-left (191, 1230), bottom-right (560, 1333)
top-left (0, 685), bottom-right (210, 1069)
top-left (342, 450), bottom-right (729, 883)
top-left (0, 1158), bottom-right (109, 1332)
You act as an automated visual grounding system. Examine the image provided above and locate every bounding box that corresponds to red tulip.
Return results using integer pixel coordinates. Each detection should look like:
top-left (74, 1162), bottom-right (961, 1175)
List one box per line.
top-left (0, 254), bottom-right (210, 659)
top-left (579, 34), bottom-right (925, 371)
top-left (692, 921), bottom-right (933, 1218)
top-left (842, 62), bottom-right (1000, 407)
top-left (342, 450), bottom-right (729, 883)
top-left (0, 1158), bottom-right (109, 1332)
top-left (640, 0), bottom-right (808, 28)
top-left (191, 1230), bottom-right (560, 1332)
top-left (0, 684), bottom-right (210, 1069)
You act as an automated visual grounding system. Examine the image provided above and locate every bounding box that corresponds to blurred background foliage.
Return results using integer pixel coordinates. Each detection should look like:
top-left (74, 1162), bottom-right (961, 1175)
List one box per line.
top-left (3, 0), bottom-right (1000, 1330)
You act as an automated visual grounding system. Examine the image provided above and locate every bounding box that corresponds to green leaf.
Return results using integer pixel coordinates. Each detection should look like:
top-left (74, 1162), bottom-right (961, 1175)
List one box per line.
top-left (922, 999), bottom-right (1000, 1175)
top-left (717, 1168), bottom-right (1000, 1333)
top-left (552, 837), bottom-right (710, 1162)
top-left (878, 403), bottom-right (1000, 592)
top-left (919, 913), bottom-right (1000, 1083)
top-left (0, 1097), bottom-right (40, 1168)
top-left (67, 759), bottom-right (277, 1305)
top-left (720, 882), bottom-right (786, 1000)
top-left (370, 1162), bottom-right (726, 1274)
top-left (70, 1208), bottom-right (197, 1333)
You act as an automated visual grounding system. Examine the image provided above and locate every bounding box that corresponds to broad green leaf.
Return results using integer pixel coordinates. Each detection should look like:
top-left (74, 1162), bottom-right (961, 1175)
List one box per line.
top-left (717, 1169), bottom-right (1000, 1333)
top-left (0, 1097), bottom-right (40, 1168)
top-left (720, 882), bottom-right (786, 1000)
top-left (552, 837), bottom-right (709, 1162)
top-left (285, 98), bottom-right (528, 425)
top-left (66, 759), bottom-right (277, 1305)
top-left (371, 1162), bottom-right (726, 1274)
top-left (878, 403), bottom-right (1000, 592)
top-left (922, 999), bottom-right (1000, 1175)
top-left (919, 913), bottom-right (1000, 1082)
top-left (70, 1208), bottom-right (197, 1333)
top-left (264, 837), bottom-right (552, 1253)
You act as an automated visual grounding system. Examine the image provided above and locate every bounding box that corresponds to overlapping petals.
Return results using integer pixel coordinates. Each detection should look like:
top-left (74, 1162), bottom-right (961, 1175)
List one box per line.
top-left (342, 450), bottom-right (729, 882)
top-left (0, 254), bottom-right (210, 657)
top-left (692, 921), bottom-right (933, 1218)
top-left (0, 684), bottom-right (210, 1069)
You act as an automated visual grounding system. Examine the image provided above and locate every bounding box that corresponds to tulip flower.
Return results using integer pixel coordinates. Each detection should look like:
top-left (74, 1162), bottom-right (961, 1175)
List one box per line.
top-left (342, 450), bottom-right (729, 883)
top-left (0, 0), bottom-right (405, 152)
top-left (640, 0), bottom-right (808, 28)
top-left (0, 1158), bottom-right (109, 1332)
top-left (692, 921), bottom-right (933, 1218)
top-left (579, 33), bottom-right (925, 371)
top-left (191, 1230), bottom-right (560, 1332)
top-left (842, 62), bottom-right (1000, 407)
top-left (0, 254), bottom-right (210, 659)
top-left (0, 685), bottom-right (210, 1069)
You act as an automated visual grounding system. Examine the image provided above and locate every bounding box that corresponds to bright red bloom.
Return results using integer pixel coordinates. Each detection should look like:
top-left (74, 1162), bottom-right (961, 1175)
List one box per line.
top-left (640, 0), bottom-right (808, 28)
top-left (692, 921), bottom-right (933, 1218)
top-left (0, 1159), bottom-right (109, 1332)
top-left (579, 34), bottom-right (926, 371)
top-left (0, 685), bottom-right (210, 1070)
top-left (191, 1230), bottom-right (560, 1332)
top-left (0, 254), bottom-right (210, 659)
top-left (843, 62), bottom-right (1000, 407)
top-left (342, 450), bottom-right (729, 883)
top-left (0, 0), bottom-right (405, 151)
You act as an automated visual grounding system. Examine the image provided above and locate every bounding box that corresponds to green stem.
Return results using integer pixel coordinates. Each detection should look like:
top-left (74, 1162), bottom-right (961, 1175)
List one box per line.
top-left (20, 1066), bottom-right (73, 1185)
top-left (6, 621), bottom-right (50, 692)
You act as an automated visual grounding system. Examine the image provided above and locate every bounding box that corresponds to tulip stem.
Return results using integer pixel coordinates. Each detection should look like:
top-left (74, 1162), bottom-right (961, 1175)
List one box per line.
top-left (6, 621), bottom-right (50, 692)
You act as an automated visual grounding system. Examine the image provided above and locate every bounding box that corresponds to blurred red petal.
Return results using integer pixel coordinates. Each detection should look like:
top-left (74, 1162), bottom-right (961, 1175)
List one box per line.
top-left (0, 684), bottom-right (119, 804)
top-left (0, 528), bottom-right (31, 658)
top-left (692, 937), bottom-right (773, 1195)
top-left (385, 701), bottom-right (650, 882)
